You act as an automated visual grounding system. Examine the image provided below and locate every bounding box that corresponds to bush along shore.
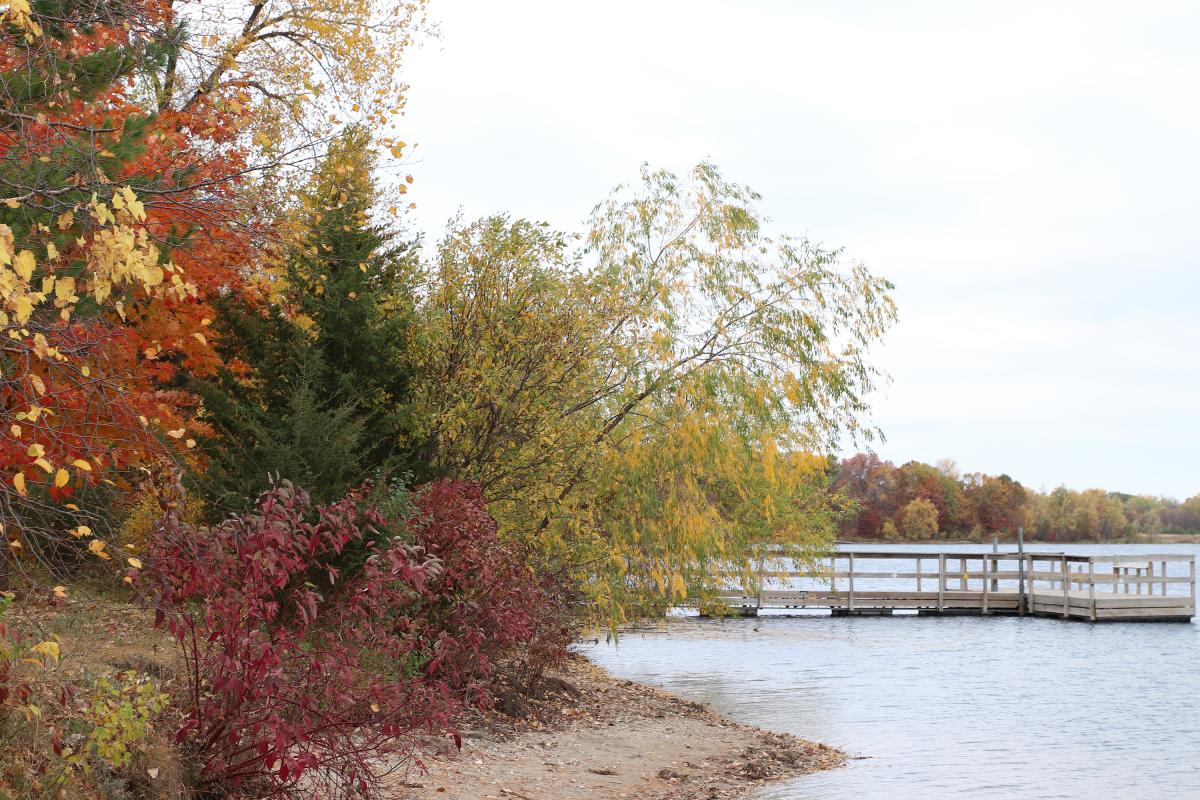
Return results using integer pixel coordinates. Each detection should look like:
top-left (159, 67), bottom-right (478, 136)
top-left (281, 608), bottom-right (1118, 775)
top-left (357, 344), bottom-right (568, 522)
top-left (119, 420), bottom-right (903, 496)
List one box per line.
top-left (1, 590), bottom-right (844, 799)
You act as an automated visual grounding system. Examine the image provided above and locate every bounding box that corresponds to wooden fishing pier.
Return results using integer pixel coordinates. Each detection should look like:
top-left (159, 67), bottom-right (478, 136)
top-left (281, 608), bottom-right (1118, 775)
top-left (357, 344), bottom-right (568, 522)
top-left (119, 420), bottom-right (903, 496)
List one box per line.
top-left (715, 551), bottom-right (1196, 622)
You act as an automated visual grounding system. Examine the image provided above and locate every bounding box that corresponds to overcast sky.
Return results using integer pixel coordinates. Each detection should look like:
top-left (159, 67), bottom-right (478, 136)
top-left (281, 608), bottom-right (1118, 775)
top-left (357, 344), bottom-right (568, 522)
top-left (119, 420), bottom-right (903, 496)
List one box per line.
top-left (399, 0), bottom-right (1200, 499)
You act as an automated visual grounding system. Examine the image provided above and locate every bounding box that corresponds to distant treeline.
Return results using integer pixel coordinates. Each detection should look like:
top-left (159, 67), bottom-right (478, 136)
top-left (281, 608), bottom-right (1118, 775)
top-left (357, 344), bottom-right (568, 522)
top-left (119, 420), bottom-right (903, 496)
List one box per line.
top-left (832, 453), bottom-right (1200, 542)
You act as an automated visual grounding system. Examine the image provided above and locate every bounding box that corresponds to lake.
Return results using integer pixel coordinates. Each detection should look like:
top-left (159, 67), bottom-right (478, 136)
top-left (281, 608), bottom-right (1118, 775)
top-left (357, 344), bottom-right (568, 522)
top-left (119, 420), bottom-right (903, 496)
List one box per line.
top-left (583, 543), bottom-right (1200, 800)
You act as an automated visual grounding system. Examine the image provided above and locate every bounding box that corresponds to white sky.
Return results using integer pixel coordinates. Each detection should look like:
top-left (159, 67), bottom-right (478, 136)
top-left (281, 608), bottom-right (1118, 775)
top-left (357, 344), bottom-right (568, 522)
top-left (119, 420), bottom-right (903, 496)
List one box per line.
top-left (399, 0), bottom-right (1200, 499)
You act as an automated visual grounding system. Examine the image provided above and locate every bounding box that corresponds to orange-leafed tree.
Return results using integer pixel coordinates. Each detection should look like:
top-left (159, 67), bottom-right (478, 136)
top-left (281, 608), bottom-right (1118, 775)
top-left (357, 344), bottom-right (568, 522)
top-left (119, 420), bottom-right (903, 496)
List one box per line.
top-left (0, 0), bottom-right (258, 580)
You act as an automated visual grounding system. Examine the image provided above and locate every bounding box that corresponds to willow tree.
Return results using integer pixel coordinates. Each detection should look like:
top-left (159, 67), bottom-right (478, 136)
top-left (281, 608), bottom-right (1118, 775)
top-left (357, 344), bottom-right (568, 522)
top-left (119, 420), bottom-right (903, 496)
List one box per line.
top-left (414, 163), bottom-right (896, 626)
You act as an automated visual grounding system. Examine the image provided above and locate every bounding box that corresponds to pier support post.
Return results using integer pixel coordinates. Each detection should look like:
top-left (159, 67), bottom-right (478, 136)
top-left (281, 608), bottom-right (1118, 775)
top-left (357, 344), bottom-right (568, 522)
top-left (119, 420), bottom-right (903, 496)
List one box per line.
top-left (1087, 560), bottom-right (1097, 621)
top-left (1016, 528), bottom-right (1026, 616)
top-left (848, 552), bottom-right (855, 613)
top-left (1061, 557), bottom-right (1069, 619)
top-left (1189, 558), bottom-right (1196, 615)
top-left (1190, 558), bottom-right (1196, 613)
top-left (755, 547), bottom-right (765, 613)
top-left (981, 556), bottom-right (989, 614)
top-left (937, 554), bottom-right (945, 612)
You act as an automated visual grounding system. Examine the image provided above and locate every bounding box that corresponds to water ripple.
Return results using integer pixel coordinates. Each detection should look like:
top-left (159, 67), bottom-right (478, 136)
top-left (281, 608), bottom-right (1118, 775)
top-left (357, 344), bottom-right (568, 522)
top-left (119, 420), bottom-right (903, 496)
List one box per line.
top-left (584, 544), bottom-right (1200, 800)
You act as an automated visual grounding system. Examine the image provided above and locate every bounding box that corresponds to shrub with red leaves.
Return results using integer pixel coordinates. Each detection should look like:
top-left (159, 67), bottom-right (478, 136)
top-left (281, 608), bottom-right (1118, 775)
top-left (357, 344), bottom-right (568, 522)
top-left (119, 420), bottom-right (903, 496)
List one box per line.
top-left (142, 480), bottom-right (456, 799)
top-left (404, 480), bottom-right (549, 707)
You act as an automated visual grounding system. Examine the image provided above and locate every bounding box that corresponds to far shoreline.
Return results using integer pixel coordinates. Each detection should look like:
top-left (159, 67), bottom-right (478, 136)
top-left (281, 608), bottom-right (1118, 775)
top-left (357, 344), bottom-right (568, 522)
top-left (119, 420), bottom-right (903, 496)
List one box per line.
top-left (838, 535), bottom-right (1200, 546)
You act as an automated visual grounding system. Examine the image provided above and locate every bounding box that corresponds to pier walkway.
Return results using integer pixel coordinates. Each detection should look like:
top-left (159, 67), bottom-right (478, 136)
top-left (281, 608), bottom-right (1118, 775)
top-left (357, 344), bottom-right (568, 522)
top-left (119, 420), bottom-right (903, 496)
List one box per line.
top-left (715, 551), bottom-right (1196, 622)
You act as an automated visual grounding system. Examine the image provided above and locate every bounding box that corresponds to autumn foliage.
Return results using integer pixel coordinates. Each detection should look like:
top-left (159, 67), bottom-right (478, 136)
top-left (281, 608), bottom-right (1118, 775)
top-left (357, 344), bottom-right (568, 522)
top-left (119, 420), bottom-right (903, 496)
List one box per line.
top-left (143, 480), bottom-right (443, 797)
top-left (405, 480), bottom-right (570, 702)
top-left (833, 453), bottom-right (1200, 542)
top-left (0, 0), bottom-right (901, 796)
top-left (0, 0), bottom-right (259, 581)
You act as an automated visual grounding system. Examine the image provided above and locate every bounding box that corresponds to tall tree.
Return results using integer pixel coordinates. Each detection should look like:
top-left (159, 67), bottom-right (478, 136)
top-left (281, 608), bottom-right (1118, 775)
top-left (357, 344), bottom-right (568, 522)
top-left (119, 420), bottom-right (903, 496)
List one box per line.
top-left (0, 0), bottom-right (253, 578)
top-left (190, 127), bottom-right (421, 515)
top-left (899, 498), bottom-right (939, 540)
top-left (833, 453), bottom-right (900, 538)
top-left (965, 473), bottom-right (1029, 535)
top-left (413, 163), bottom-right (896, 625)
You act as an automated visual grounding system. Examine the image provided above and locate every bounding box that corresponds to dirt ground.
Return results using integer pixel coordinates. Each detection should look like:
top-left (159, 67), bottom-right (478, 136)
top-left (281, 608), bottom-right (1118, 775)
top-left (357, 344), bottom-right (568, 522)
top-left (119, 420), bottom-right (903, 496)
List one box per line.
top-left (384, 655), bottom-right (844, 800)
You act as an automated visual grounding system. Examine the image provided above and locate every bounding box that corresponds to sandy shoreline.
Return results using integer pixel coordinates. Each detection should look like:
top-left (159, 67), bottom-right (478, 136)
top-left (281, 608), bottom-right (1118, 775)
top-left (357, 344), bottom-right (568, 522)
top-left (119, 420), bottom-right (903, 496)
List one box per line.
top-left (385, 655), bottom-right (844, 800)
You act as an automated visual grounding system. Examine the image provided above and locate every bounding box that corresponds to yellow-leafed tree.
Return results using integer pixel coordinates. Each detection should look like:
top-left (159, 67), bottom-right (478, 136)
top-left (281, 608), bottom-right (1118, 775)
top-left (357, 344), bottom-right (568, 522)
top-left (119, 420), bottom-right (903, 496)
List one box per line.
top-left (413, 163), bottom-right (896, 626)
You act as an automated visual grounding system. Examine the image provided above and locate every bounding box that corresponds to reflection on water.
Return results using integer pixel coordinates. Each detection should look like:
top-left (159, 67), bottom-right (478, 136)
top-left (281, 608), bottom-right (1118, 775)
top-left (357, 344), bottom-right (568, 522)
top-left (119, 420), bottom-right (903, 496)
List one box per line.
top-left (583, 544), bottom-right (1200, 800)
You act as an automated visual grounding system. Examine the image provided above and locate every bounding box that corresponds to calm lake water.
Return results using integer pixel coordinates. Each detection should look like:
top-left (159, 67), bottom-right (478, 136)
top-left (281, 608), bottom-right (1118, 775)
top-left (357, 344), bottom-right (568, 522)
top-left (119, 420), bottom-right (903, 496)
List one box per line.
top-left (584, 543), bottom-right (1200, 800)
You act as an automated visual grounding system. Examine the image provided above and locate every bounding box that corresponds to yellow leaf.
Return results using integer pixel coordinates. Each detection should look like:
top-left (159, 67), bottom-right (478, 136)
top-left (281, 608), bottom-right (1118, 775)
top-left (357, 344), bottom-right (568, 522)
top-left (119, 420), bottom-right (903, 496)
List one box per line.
top-left (30, 641), bottom-right (59, 662)
top-left (53, 468), bottom-right (68, 488)
top-left (72, 459), bottom-right (91, 471)
top-left (26, 443), bottom-right (44, 458)
top-left (127, 557), bottom-right (143, 569)
top-left (54, 276), bottom-right (75, 303)
top-left (8, 539), bottom-right (20, 549)
top-left (52, 585), bottom-right (67, 598)
top-left (87, 539), bottom-right (106, 555)
top-left (166, 428), bottom-right (185, 439)
top-left (15, 295), bottom-right (33, 324)
top-left (370, 703), bottom-right (380, 713)
top-left (191, 332), bottom-right (207, 346)
top-left (13, 473), bottom-right (25, 496)
top-left (9, 424), bottom-right (20, 438)
top-left (13, 250), bottom-right (34, 281)
top-left (71, 526), bottom-right (90, 538)
top-left (34, 458), bottom-right (53, 473)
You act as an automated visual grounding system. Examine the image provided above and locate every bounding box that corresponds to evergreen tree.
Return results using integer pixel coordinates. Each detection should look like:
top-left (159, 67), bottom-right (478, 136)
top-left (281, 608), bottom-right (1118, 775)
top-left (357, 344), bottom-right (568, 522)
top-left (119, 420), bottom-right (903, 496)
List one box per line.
top-left (189, 128), bottom-right (423, 515)
top-left (286, 126), bottom-right (422, 471)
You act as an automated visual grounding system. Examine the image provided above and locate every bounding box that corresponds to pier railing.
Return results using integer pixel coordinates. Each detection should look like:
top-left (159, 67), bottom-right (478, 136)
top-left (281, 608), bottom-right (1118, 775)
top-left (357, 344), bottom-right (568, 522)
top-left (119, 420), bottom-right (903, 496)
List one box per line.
top-left (713, 550), bottom-right (1196, 622)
